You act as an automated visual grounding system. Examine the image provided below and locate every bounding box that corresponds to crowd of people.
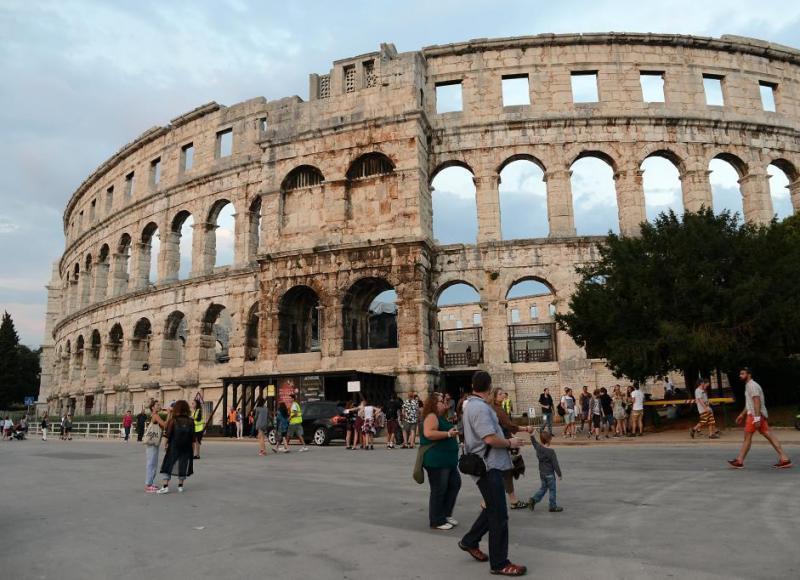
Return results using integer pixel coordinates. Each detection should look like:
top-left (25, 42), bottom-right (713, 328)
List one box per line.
top-left (543, 383), bottom-right (646, 440)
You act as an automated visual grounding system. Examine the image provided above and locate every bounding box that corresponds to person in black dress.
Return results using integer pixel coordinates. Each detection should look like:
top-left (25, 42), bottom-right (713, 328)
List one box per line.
top-left (157, 400), bottom-right (195, 494)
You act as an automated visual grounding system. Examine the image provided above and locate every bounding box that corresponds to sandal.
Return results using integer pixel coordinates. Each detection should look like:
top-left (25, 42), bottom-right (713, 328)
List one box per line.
top-left (491, 562), bottom-right (527, 576)
top-left (458, 541), bottom-right (488, 562)
top-left (509, 500), bottom-right (529, 510)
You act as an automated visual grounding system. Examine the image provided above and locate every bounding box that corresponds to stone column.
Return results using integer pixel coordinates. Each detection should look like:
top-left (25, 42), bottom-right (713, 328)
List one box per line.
top-left (232, 211), bottom-right (247, 268)
top-left (260, 190), bottom-right (280, 250)
top-left (161, 230), bottom-right (181, 283)
top-left (191, 222), bottom-right (216, 277)
top-left (111, 253), bottom-right (129, 296)
top-left (474, 175), bottom-right (501, 243)
top-left (132, 242), bottom-right (151, 289)
top-left (614, 167), bottom-right (646, 236)
top-left (789, 179), bottom-right (800, 215)
top-left (544, 169), bottom-right (576, 237)
top-left (92, 259), bottom-right (109, 302)
top-left (739, 172), bottom-right (774, 225)
top-left (680, 169), bottom-right (713, 213)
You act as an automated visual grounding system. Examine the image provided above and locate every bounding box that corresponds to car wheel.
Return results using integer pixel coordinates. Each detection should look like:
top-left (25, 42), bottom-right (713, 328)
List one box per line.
top-left (313, 426), bottom-right (330, 446)
top-left (267, 428), bottom-right (277, 446)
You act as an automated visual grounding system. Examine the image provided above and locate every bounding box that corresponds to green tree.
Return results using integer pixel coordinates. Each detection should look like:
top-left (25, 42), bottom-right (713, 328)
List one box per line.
top-left (556, 209), bottom-right (800, 400)
top-left (0, 311), bottom-right (41, 407)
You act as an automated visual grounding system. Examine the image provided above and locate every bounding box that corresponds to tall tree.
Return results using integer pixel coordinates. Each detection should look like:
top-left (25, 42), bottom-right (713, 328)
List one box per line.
top-left (0, 311), bottom-right (22, 407)
top-left (557, 209), bottom-right (800, 399)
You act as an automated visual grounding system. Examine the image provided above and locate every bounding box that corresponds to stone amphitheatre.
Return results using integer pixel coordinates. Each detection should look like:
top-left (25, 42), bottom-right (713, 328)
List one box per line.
top-left (39, 32), bottom-right (800, 423)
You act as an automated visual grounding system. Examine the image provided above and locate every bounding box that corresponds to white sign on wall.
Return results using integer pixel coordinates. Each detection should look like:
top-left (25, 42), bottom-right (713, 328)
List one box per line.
top-left (347, 381), bottom-right (361, 393)
top-left (528, 407), bottom-right (536, 418)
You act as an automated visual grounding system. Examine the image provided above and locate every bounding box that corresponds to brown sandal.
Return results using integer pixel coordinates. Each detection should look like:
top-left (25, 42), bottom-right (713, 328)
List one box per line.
top-left (491, 562), bottom-right (528, 576)
top-left (458, 541), bottom-right (488, 562)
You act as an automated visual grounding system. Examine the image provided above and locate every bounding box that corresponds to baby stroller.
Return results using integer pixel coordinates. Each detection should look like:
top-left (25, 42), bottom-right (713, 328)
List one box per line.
top-left (11, 425), bottom-right (26, 440)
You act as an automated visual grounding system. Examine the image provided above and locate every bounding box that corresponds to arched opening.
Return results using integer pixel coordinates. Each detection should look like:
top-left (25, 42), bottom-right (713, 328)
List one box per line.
top-left (55, 345), bottom-right (63, 386)
top-left (113, 234), bottom-right (132, 296)
top-left (506, 278), bottom-right (557, 362)
top-left (95, 244), bottom-right (110, 302)
top-left (431, 164), bottom-right (477, 245)
top-left (130, 317), bottom-right (152, 370)
top-left (162, 311), bottom-right (187, 369)
top-left (571, 153), bottom-right (619, 235)
top-left (106, 323), bottom-right (123, 376)
top-left (436, 282), bottom-right (482, 367)
top-left (74, 335), bottom-right (85, 377)
top-left (169, 211), bottom-right (194, 280)
top-left (140, 222), bottom-right (160, 286)
top-left (499, 157), bottom-right (548, 239)
top-left (62, 340), bottom-right (71, 382)
top-left (280, 165), bottom-right (324, 230)
top-left (278, 286), bottom-right (321, 354)
top-left (200, 304), bottom-right (231, 364)
top-left (342, 278), bottom-right (398, 350)
top-left (641, 154), bottom-right (684, 222)
top-left (768, 161), bottom-right (796, 220)
top-left (70, 263), bottom-right (80, 311)
top-left (86, 329), bottom-right (101, 378)
top-left (80, 254), bottom-right (92, 307)
top-left (208, 200), bottom-right (235, 268)
top-left (245, 302), bottom-right (260, 361)
top-left (710, 154), bottom-right (746, 219)
top-left (248, 197), bottom-right (262, 261)
top-left (347, 152), bottom-right (394, 180)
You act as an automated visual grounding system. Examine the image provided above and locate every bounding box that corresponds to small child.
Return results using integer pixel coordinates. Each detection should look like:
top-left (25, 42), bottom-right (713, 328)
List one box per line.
top-left (528, 430), bottom-right (563, 512)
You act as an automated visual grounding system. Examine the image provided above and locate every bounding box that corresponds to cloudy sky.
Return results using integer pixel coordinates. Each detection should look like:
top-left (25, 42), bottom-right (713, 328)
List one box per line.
top-left (1, 0), bottom-right (799, 346)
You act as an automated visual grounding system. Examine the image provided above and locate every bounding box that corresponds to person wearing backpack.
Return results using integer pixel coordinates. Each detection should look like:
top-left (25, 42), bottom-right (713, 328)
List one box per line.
top-left (143, 400), bottom-right (166, 493)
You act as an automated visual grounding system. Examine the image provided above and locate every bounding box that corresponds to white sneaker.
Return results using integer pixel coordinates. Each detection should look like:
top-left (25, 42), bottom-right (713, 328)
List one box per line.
top-left (178, 486), bottom-right (184, 493)
top-left (445, 517), bottom-right (458, 526)
top-left (300, 447), bottom-right (309, 452)
top-left (433, 523), bottom-right (454, 531)
top-left (156, 487), bottom-right (170, 495)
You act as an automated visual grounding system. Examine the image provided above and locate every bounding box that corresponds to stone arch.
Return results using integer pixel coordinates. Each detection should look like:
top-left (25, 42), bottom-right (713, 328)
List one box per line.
top-left (94, 244), bottom-right (110, 302)
top-left (434, 281), bottom-right (484, 366)
top-left (244, 302), bottom-right (260, 361)
top-left (278, 286), bottom-right (321, 354)
top-left (106, 322), bottom-right (124, 376)
top-left (247, 196), bottom-right (262, 261)
top-left (430, 159), bottom-right (475, 183)
top-left (139, 221), bottom-right (160, 286)
top-left (62, 339), bottom-right (71, 382)
top-left (709, 153), bottom-right (747, 218)
top-left (112, 233), bottom-right (132, 296)
top-left (711, 152), bottom-right (749, 178)
top-left (567, 147), bottom-right (620, 173)
top-left (496, 153), bottom-right (547, 174)
top-left (206, 200), bottom-right (235, 268)
top-left (433, 278), bottom-right (483, 305)
top-left (281, 165), bottom-right (324, 191)
top-left (74, 334), bottom-right (85, 376)
top-left (168, 210), bottom-right (193, 280)
top-left (767, 159), bottom-right (796, 220)
top-left (498, 156), bottom-right (549, 239)
top-left (505, 276), bottom-right (558, 362)
top-left (570, 151), bottom-right (620, 235)
top-left (200, 303), bottom-right (232, 364)
top-left (640, 152), bottom-right (684, 221)
top-left (162, 310), bottom-right (187, 368)
top-left (430, 163), bottom-right (477, 245)
top-left (86, 328), bottom-right (101, 378)
top-left (130, 317), bottom-right (152, 370)
top-left (769, 158), bottom-right (799, 182)
top-left (346, 152), bottom-right (395, 180)
top-left (342, 277), bottom-right (398, 350)
top-left (280, 165), bottom-right (325, 231)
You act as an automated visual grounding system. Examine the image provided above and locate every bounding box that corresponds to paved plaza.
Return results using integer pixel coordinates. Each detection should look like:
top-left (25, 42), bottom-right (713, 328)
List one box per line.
top-left (2, 436), bottom-right (798, 580)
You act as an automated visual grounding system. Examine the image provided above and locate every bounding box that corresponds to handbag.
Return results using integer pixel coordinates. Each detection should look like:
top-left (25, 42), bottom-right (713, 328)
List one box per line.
top-left (143, 422), bottom-right (162, 447)
top-left (458, 444), bottom-right (492, 477)
top-left (412, 443), bottom-right (433, 484)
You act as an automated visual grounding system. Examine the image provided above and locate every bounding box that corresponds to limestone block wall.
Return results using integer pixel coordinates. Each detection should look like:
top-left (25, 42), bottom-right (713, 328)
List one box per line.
top-left (41, 33), bottom-right (800, 417)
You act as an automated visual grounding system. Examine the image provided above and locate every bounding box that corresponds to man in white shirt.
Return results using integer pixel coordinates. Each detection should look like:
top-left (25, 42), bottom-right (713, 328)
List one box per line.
top-left (729, 368), bottom-right (792, 469)
top-left (690, 378), bottom-right (719, 439)
top-left (630, 384), bottom-right (645, 436)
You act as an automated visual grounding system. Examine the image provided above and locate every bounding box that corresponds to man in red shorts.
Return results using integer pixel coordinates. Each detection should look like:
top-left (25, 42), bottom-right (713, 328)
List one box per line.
top-left (728, 367), bottom-right (792, 469)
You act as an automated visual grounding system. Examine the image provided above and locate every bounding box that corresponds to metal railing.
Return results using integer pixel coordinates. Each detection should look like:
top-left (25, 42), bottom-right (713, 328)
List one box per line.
top-left (438, 326), bottom-right (483, 367)
top-left (507, 323), bottom-right (557, 363)
top-left (28, 422), bottom-right (126, 439)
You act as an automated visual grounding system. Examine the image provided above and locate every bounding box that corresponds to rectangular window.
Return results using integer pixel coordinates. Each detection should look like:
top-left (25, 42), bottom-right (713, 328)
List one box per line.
top-left (530, 306), bottom-right (538, 320)
top-left (150, 157), bottom-right (161, 187)
top-left (759, 81), bottom-right (777, 112)
top-left (78, 210), bottom-right (84, 230)
top-left (125, 172), bottom-right (134, 200)
top-left (258, 117), bottom-right (267, 135)
top-left (105, 186), bottom-right (114, 214)
top-left (344, 65), bottom-right (356, 93)
top-left (456, 320), bottom-right (463, 329)
top-left (502, 74), bottom-right (530, 106)
top-left (640, 72), bottom-right (665, 103)
top-left (472, 312), bottom-right (482, 325)
top-left (435, 81), bottom-right (463, 113)
top-left (511, 308), bottom-right (520, 323)
top-left (363, 60), bottom-right (376, 88)
top-left (571, 71), bottom-right (599, 103)
top-left (548, 304), bottom-right (556, 316)
top-left (703, 74), bottom-right (725, 106)
top-left (181, 143), bottom-right (194, 172)
top-left (216, 128), bottom-right (233, 158)
top-left (90, 199), bottom-right (96, 222)
top-left (449, 314), bottom-right (456, 320)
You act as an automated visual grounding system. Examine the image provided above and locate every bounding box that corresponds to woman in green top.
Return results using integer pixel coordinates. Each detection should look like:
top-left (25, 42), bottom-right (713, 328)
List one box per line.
top-left (421, 392), bottom-right (461, 531)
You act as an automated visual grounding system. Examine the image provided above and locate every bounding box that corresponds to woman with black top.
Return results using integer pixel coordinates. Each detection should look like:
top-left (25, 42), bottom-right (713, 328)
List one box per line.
top-left (40, 413), bottom-right (49, 441)
top-left (157, 399), bottom-right (195, 494)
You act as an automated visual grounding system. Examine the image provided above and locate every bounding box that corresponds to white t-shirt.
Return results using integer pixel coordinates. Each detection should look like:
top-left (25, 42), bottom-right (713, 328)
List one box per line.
top-left (363, 405), bottom-right (375, 420)
top-left (745, 379), bottom-right (768, 418)
top-left (560, 395), bottom-right (575, 412)
top-left (631, 389), bottom-right (645, 411)
top-left (694, 387), bottom-right (709, 414)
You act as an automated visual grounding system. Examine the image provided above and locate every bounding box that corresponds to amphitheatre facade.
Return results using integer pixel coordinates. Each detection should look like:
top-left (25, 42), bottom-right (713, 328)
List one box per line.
top-left (39, 33), bottom-right (800, 421)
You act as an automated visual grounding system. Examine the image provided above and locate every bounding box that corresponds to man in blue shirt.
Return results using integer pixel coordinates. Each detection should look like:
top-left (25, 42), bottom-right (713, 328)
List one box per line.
top-left (458, 371), bottom-right (527, 576)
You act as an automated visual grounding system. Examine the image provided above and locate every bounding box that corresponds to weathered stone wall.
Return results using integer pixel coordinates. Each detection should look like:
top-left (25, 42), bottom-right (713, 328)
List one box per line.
top-left (41, 34), bottom-right (800, 416)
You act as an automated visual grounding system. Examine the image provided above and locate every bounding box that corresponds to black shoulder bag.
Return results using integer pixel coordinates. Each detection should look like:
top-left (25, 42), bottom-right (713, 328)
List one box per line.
top-left (458, 444), bottom-right (491, 477)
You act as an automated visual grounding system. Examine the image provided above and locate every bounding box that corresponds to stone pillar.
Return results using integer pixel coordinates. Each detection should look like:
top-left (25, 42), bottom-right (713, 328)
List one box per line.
top-left (789, 179), bottom-right (800, 215)
top-left (232, 211), bottom-right (247, 268)
top-left (739, 172), bottom-right (774, 225)
top-left (244, 205), bottom-right (261, 261)
top-left (132, 242), bottom-right (151, 289)
top-left (482, 297), bottom-right (509, 367)
top-left (474, 175), bottom-right (501, 243)
top-left (111, 253), bottom-right (129, 297)
top-left (614, 167), bottom-right (646, 236)
top-left (79, 268), bottom-right (91, 308)
top-left (68, 279), bottom-right (78, 313)
top-left (680, 169), bottom-right (713, 213)
top-left (544, 169), bottom-right (576, 237)
top-left (192, 222), bottom-right (216, 277)
top-left (92, 259), bottom-right (109, 302)
top-left (161, 231), bottom-right (181, 283)
top-left (260, 190), bottom-right (280, 250)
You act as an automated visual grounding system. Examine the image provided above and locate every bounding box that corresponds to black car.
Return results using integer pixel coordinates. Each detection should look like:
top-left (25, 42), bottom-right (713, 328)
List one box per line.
top-left (268, 400), bottom-right (347, 446)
